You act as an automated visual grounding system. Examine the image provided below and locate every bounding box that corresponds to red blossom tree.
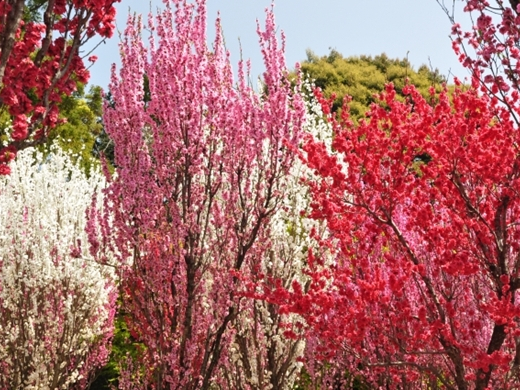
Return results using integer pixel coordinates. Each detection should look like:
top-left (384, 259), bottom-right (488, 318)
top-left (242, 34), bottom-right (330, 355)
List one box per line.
top-left (275, 80), bottom-right (520, 389)
top-left (263, 2), bottom-right (520, 389)
top-left (0, 0), bottom-right (120, 175)
top-left (101, 1), bottom-right (305, 389)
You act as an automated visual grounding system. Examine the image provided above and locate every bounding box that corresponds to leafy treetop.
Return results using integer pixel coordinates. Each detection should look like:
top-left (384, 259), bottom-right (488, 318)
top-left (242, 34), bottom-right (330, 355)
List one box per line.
top-left (300, 50), bottom-right (449, 119)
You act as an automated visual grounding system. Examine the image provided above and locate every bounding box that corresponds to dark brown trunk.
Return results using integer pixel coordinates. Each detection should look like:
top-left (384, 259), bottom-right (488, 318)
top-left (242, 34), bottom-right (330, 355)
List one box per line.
top-left (475, 324), bottom-right (507, 390)
top-left (0, 0), bottom-right (25, 84)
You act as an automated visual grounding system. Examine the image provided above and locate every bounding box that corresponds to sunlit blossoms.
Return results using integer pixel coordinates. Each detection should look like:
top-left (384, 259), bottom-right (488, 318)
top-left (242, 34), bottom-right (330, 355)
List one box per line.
top-left (102, 1), bottom-right (306, 388)
top-left (0, 0), bottom-right (120, 174)
top-left (0, 147), bottom-right (116, 389)
top-left (276, 80), bottom-right (520, 389)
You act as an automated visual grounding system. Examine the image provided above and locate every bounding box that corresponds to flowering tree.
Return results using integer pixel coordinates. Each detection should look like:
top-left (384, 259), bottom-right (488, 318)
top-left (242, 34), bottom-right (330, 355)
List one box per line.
top-left (0, 0), bottom-right (120, 175)
top-left (102, 1), bottom-right (305, 388)
top-left (221, 80), bottom-right (333, 390)
top-left (259, 2), bottom-right (520, 388)
top-left (0, 146), bottom-right (116, 389)
top-left (276, 80), bottom-right (520, 389)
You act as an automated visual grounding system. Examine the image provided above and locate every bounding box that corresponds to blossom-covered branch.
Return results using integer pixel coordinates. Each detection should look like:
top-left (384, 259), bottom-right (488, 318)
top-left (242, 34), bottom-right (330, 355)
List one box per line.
top-left (0, 0), bottom-right (120, 175)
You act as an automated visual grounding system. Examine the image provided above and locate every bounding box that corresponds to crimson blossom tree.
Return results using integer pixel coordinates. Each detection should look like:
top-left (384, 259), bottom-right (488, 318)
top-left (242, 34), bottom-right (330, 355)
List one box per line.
top-left (274, 79), bottom-right (520, 389)
top-left (263, 2), bottom-right (520, 389)
top-left (101, 1), bottom-right (305, 389)
top-left (0, 0), bottom-right (120, 175)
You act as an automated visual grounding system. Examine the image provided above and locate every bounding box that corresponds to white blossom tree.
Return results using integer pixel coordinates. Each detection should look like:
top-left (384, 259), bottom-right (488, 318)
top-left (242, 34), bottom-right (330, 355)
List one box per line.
top-left (0, 146), bottom-right (116, 389)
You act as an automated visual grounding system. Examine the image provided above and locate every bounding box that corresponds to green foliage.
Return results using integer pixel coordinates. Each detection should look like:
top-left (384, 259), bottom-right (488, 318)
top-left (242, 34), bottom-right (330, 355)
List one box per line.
top-left (92, 91), bottom-right (116, 170)
top-left (0, 109), bottom-right (10, 144)
top-left (301, 50), bottom-right (448, 120)
top-left (44, 84), bottom-right (104, 175)
top-left (22, 0), bottom-right (47, 23)
top-left (1, 82), bottom-right (105, 175)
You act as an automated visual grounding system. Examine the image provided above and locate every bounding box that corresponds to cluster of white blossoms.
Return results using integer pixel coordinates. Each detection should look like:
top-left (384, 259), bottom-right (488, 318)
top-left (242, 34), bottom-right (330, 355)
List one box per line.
top-left (0, 146), bottom-right (115, 389)
top-left (272, 78), bottom-right (334, 261)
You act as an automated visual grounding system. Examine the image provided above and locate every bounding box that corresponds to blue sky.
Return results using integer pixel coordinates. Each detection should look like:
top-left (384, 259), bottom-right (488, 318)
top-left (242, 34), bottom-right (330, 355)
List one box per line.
top-left (85, 0), bottom-right (470, 90)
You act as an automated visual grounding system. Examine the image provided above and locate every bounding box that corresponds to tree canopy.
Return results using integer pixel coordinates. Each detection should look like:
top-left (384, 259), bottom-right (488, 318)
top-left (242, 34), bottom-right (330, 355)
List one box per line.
top-left (301, 50), bottom-right (448, 119)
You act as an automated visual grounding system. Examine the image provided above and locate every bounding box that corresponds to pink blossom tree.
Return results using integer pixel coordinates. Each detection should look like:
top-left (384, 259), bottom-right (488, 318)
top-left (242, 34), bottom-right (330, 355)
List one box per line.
top-left (102, 1), bottom-right (305, 388)
top-left (0, 146), bottom-right (116, 389)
